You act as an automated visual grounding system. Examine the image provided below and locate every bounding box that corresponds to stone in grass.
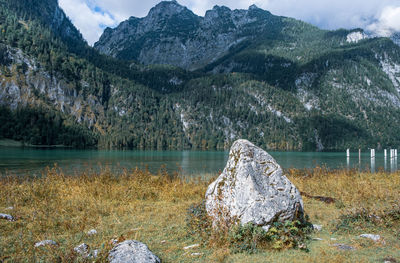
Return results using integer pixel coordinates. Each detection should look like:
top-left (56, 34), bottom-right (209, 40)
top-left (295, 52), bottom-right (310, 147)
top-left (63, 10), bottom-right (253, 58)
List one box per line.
top-left (312, 224), bottom-right (322, 231)
top-left (359, 234), bottom-right (381, 242)
top-left (90, 249), bottom-right (99, 259)
top-left (108, 240), bottom-right (161, 263)
top-left (205, 139), bottom-right (304, 231)
top-left (74, 243), bottom-right (89, 258)
top-left (332, 243), bottom-right (356, 251)
top-left (183, 244), bottom-right (200, 250)
top-left (34, 240), bottom-right (57, 247)
top-left (383, 256), bottom-right (398, 263)
top-left (0, 213), bottom-right (15, 221)
top-left (87, 229), bottom-right (98, 235)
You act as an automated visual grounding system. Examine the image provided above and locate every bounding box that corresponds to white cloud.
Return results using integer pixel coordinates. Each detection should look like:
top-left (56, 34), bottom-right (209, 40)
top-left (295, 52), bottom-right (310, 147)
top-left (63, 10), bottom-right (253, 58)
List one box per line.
top-left (59, 0), bottom-right (118, 45)
top-left (367, 6), bottom-right (400, 37)
top-left (59, 0), bottom-right (400, 45)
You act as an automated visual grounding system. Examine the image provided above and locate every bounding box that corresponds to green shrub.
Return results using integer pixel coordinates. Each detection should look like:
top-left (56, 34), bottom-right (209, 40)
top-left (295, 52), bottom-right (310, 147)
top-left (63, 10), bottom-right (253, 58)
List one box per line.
top-left (229, 221), bottom-right (311, 253)
top-left (186, 201), bottom-right (212, 244)
top-left (186, 202), bottom-right (312, 253)
top-left (334, 204), bottom-right (400, 233)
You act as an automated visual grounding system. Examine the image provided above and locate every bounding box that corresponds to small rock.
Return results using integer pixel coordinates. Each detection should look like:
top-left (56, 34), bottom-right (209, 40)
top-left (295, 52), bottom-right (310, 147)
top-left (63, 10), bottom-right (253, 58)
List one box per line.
top-left (360, 234), bottom-right (381, 242)
top-left (313, 238), bottom-right (324, 241)
top-left (108, 240), bottom-right (161, 263)
top-left (0, 213), bottom-right (15, 221)
top-left (298, 243), bottom-right (307, 250)
top-left (87, 229), bottom-right (98, 235)
top-left (332, 243), bottom-right (356, 251)
top-left (183, 244), bottom-right (200, 250)
top-left (383, 257), bottom-right (398, 263)
top-left (331, 238), bottom-right (337, 241)
top-left (191, 253), bottom-right (203, 256)
top-left (34, 240), bottom-right (57, 247)
top-left (160, 240), bottom-right (167, 244)
top-left (74, 243), bottom-right (89, 258)
top-left (5, 206), bottom-right (14, 210)
top-left (110, 239), bottom-right (119, 245)
top-left (313, 224), bottom-right (322, 231)
top-left (90, 249), bottom-right (99, 259)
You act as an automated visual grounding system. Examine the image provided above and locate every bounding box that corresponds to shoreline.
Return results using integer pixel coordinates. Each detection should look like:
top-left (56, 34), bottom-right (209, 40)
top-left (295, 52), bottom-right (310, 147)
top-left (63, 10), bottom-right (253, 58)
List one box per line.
top-left (0, 139), bottom-right (71, 148)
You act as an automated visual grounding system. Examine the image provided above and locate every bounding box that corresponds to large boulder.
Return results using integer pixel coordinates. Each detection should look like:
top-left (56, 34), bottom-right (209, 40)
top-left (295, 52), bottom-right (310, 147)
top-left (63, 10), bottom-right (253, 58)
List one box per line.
top-left (205, 139), bottom-right (304, 231)
top-left (108, 240), bottom-right (161, 263)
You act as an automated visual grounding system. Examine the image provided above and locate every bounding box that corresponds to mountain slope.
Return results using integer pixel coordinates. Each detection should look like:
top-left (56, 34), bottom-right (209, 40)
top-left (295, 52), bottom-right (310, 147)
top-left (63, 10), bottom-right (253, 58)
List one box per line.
top-left (1, 0), bottom-right (400, 151)
top-left (0, 0), bottom-right (84, 45)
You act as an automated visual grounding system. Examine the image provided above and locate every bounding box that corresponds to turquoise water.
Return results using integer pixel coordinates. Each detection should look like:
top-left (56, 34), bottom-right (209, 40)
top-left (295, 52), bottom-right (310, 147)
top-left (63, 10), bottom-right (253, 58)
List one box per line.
top-left (0, 147), bottom-right (398, 176)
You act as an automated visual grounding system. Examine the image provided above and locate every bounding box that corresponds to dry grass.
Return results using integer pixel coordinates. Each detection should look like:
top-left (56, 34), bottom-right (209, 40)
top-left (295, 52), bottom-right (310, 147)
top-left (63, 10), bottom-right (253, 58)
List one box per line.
top-left (1, 166), bottom-right (399, 262)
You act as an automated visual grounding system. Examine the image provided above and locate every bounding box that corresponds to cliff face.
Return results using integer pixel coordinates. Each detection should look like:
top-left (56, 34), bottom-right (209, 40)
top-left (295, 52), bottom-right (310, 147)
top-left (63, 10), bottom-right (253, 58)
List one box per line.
top-left (0, 45), bottom-right (103, 127)
top-left (392, 33), bottom-right (400, 46)
top-left (94, 2), bottom-right (283, 70)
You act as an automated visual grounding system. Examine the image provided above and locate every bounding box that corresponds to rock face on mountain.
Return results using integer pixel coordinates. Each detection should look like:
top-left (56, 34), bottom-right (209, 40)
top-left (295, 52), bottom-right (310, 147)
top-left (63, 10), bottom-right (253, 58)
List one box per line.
top-left (94, 1), bottom-right (281, 70)
top-left (205, 139), bottom-right (304, 231)
top-left (392, 33), bottom-right (400, 47)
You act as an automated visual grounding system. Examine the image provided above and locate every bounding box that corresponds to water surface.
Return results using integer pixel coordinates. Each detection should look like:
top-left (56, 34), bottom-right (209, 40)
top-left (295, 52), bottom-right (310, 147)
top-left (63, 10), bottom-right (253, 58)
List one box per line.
top-left (0, 147), bottom-right (398, 177)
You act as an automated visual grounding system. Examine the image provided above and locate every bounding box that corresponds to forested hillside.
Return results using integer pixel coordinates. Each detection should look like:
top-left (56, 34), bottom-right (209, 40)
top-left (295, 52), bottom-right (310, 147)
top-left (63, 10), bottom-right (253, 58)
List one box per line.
top-left (1, 0), bottom-right (400, 151)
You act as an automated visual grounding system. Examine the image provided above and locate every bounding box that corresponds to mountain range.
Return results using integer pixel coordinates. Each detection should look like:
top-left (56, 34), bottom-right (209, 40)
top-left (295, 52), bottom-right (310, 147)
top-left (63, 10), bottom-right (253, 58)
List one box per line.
top-left (1, 0), bottom-right (400, 151)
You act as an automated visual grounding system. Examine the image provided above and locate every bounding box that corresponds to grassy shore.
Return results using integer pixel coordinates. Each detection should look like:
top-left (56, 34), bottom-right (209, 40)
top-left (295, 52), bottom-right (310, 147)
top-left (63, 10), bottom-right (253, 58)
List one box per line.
top-left (1, 167), bottom-right (399, 262)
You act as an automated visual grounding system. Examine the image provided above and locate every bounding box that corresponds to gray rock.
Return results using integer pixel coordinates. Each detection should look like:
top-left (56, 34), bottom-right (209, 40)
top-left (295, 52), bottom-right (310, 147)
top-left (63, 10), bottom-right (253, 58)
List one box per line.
top-left (332, 243), bottom-right (356, 251)
top-left (0, 213), bottom-right (15, 221)
top-left (205, 139), bottom-right (304, 230)
top-left (313, 238), bottom-right (324, 241)
top-left (313, 224), bottom-right (322, 231)
top-left (183, 244), bottom-right (200, 250)
top-left (360, 234), bottom-right (381, 242)
top-left (90, 249), bottom-right (99, 259)
top-left (5, 206), bottom-right (14, 210)
top-left (108, 240), bottom-right (161, 263)
top-left (74, 243), bottom-right (89, 258)
top-left (34, 240), bottom-right (57, 247)
top-left (87, 229), bottom-right (98, 235)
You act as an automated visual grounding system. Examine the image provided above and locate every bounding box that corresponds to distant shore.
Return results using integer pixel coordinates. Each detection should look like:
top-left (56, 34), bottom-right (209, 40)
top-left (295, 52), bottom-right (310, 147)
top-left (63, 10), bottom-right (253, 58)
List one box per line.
top-left (0, 139), bottom-right (70, 148)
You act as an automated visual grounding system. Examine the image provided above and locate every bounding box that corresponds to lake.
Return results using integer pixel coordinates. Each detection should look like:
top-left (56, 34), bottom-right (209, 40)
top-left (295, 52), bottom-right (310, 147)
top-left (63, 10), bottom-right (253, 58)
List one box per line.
top-left (0, 147), bottom-right (398, 177)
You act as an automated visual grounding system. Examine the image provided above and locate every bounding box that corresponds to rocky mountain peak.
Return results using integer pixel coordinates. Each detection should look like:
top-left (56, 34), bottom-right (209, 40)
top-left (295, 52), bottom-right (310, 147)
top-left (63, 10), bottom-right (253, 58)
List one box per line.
top-left (147, 1), bottom-right (190, 18)
top-left (94, 2), bottom-right (283, 70)
top-left (211, 5), bottom-right (231, 12)
top-left (249, 4), bottom-right (260, 10)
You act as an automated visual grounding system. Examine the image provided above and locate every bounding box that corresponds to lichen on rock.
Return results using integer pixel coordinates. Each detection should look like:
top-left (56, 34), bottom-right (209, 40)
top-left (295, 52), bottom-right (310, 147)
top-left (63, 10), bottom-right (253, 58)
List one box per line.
top-left (205, 139), bottom-right (304, 231)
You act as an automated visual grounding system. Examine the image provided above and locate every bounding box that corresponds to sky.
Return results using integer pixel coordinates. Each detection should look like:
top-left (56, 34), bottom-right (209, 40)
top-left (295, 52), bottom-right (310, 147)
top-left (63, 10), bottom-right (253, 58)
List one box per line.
top-left (59, 0), bottom-right (400, 45)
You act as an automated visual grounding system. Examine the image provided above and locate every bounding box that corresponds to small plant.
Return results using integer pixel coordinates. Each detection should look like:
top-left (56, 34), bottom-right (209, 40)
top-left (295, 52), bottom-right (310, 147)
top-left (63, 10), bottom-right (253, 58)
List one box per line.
top-left (186, 201), bottom-right (212, 244)
top-left (229, 220), bottom-right (311, 253)
top-left (334, 204), bottom-right (400, 233)
top-left (186, 202), bottom-right (312, 253)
